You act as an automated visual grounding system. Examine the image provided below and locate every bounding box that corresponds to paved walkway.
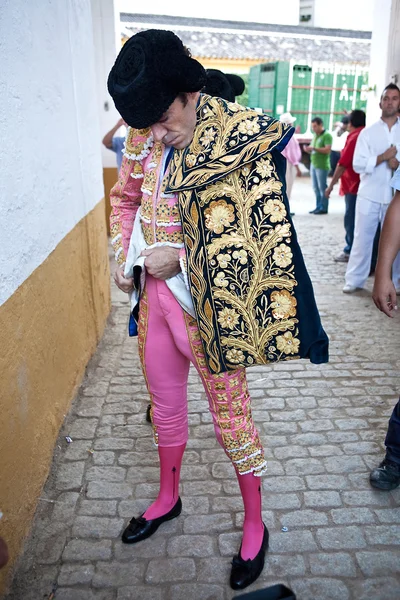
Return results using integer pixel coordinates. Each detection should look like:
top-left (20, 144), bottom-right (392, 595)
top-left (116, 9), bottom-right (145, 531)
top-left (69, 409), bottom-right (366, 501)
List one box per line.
top-left (5, 178), bottom-right (400, 600)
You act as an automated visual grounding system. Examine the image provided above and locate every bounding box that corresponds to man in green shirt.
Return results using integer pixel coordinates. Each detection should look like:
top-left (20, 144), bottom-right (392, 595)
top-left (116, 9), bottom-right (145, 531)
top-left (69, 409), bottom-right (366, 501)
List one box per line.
top-left (305, 117), bottom-right (333, 214)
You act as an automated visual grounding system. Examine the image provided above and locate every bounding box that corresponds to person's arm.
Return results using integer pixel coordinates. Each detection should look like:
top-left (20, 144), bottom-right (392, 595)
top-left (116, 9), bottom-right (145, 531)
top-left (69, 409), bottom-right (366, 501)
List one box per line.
top-left (353, 129), bottom-right (397, 174)
top-left (102, 118), bottom-right (124, 150)
top-left (325, 164), bottom-right (346, 197)
top-left (372, 190), bottom-right (400, 316)
top-left (314, 144), bottom-right (331, 155)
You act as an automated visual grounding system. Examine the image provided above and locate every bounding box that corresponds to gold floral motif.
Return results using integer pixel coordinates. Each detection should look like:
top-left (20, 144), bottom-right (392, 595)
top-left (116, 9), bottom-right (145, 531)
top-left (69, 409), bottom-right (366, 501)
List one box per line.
top-left (238, 119), bottom-right (260, 136)
top-left (217, 253), bottom-right (231, 268)
top-left (276, 331), bottom-right (300, 354)
top-left (232, 249), bottom-right (247, 264)
top-left (214, 271), bottom-right (229, 287)
top-left (270, 290), bottom-right (297, 319)
top-left (255, 158), bottom-right (273, 178)
top-left (226, 349), bottom-right (245, 363)
top-left (263, 198), bottom-right (286, 223)
top-left (200, 127), bottom-right (217, 146)
top-left (273, 243), bottom-right (293, 267)
top-left (185, 154), bottom-right (197, 168)
top-left (142, 170), bottom-right (157, 192)
top-left (218, 307), bottom-right (240, 330)
top-left (205, 200), bottom-right (235, 234)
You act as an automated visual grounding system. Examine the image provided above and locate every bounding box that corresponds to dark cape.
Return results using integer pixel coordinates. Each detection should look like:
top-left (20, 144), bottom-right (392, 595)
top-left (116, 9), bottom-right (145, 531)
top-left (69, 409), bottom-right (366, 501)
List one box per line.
top-left (165, 94), bottom-right (329, 374)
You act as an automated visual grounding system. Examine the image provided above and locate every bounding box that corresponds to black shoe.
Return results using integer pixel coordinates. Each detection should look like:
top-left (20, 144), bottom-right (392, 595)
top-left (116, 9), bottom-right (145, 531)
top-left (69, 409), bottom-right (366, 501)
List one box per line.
top-left (146, 404), bottom-right (152, 423)
top-left (122, 497), bottom-right (182, 544)
top-left (230, 523), bottom-right (269, 590)
top-left (370, 458), bottom-right (400, 491)
top-left (290, 212), bottom-right (295, 216)
top-left (309, 209), bottom-right (318, 214)
top-left (313, 209), bottom-right (328, 215)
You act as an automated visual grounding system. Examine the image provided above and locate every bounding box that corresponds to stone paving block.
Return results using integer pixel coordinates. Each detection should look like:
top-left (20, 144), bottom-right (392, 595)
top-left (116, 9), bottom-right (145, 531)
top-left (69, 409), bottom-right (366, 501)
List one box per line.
top-left (309, 552), bottom-right (357, 577)
top-left (86, 466), bottom-right (127, 482)
top-left (64, 440), bottom-right (96, 461)
top-left (290, 433), bottom-right (327, 445)
top-left (291, 577), bottom-right (350, 600)
top-left (285, 458), bottom-right (325, 475)
top-left (342, 441), bottom-right (380, 454)
top-left (264, 554), bottom-right (306, 577)
top-left (169, 584), bottom-right (225, 600)
top-left (316, 525), bottom-right (367, 550)
top-left (304, 490), bottom-right (342, 507)
top-left (285, 396), bottom-right (316, 408)
top-left (181, 464), bottom-right (212, 480)
top-left (356, 550), bottom-right (400, 575)
top-left (263, 476), bottom-right (306, 492)
top-left (268, 530), bottom-right (318, 552)
top-left (273, 445), bottom-right (309, 460)
top-left (73, 398), bottom-right (104, 418)
top-left (53, 590), bottom-right (116, 600)
top-left (145, 558), bottom-right (196, 583)
top-left (81, 381), bottom-right (109, 396)
top-left (71, 516), bottom-right (124, 539)
top-left (217, 531), bottom-right (242, 555)
top-left (94, 438), bottom-right (134, 451)
top-left (265, 422), bottom-right (299, 435)
top-left (342, 490), bottom-right (391, 506)
top-left (52, 492), bottom-right (80, 523)
top-left (374, 508), bottom-right (400, 523)
top-left (352, 577), bottom-right (400, 600)
top-left (93, 561), bottom-right (146, 587)
top-left (86, 481), bottom-right (132, 499)
top-left (331, 507), bottom-right (376, 525)
top-left (299, 419), bottom-right (334, 432)
top-left (167, 534), bottom-right (214, 557)
top-left (117, 586), bottom-right (162, 600)
top-left (323, 455), bottom-right (366, 473)
top-left (196, 557), bottom-right (231, 582)
top-left (68, 418), bottom-right (99, 439)
top-left (58, 563), bottom-right (94, 586)
top-left (92, 451), bottom-right (116, 466)
top-left (364, 525), bottom-right (400, 545)
top-left (326, 431), bottom-right (360, 443)
top-left (62, 539), bottom-right (112, 561)
top-left (279, 509), bottom-right (328, 527)
top-left (101, 414), bottom-right (126, 426)
top-left (183, 513), bottom-right (233, 534)
top-left (263, 493), bottom-right (301, 509)
top-left (113, 535), bottom-right (167, 560)
top-left (126, 466), bottom-right (160, 483)
top-left (78, 500), bottom-right (117, 517)
top-left (56, 461), bottom-right (86, 490)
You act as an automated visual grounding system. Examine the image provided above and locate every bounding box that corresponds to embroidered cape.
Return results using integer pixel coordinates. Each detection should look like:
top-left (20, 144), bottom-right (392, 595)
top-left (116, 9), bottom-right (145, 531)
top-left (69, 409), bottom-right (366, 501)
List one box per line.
top-left (164, 95), bottom-right (329, 374)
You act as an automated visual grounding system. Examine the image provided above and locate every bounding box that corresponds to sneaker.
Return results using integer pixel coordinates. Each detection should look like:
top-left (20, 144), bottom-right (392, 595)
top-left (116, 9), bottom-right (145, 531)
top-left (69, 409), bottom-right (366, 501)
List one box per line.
top-left (370, 458), bottom-right (400, 491)
top-left (343, 284), bottom-right (362, 293)
top-left (334, 252), bottom-right (350, 263)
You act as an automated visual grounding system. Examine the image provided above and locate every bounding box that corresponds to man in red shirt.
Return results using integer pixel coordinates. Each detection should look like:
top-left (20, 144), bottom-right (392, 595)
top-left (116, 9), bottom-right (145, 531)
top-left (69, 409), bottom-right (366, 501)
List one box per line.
top-left (325, 110), bottom-right (366, 262)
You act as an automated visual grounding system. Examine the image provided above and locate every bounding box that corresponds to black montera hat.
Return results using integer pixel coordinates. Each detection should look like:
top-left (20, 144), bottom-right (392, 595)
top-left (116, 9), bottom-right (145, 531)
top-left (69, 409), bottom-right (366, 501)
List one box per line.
top-left (204, 69), bottom-right (245, 102)
top-left (107, 29), bottom-right (207, 129)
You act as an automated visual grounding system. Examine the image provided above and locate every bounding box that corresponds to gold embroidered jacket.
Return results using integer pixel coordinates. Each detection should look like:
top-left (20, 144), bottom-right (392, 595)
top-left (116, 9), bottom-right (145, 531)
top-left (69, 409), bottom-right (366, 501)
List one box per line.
top-left (165, 95), bottom-right (329, 374)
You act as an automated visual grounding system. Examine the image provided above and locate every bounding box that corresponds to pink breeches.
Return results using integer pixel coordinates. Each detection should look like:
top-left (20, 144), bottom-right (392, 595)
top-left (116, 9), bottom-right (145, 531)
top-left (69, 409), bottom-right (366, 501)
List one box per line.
top-left (137, 275), bottom-right (267, 476)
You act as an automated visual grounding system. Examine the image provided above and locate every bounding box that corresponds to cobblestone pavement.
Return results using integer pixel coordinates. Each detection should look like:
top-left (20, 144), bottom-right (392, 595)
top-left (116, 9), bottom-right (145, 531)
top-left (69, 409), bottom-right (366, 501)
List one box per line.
top-left (5, 179), bottom-right (400, 600)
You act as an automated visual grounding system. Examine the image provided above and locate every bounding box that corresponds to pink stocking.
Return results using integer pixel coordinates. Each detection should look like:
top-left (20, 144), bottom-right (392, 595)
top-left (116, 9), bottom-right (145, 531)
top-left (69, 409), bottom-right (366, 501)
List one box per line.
top-left (143, 443), bottom-right (186, 520)
top-left (236, 470), bottom-right (264, 560)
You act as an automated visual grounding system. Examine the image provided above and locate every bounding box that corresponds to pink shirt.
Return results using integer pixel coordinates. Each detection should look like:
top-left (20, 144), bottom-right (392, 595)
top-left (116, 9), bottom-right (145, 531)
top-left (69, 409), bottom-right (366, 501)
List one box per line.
top-left (282, 136), bottom-right (302, 166)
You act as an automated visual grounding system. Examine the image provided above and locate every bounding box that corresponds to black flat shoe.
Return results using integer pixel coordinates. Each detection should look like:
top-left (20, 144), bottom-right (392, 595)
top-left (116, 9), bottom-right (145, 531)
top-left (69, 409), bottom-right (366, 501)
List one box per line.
top-left (230, 523), bottom-right (269, 590)
top-left (122, 497), bottom-right (182, 544)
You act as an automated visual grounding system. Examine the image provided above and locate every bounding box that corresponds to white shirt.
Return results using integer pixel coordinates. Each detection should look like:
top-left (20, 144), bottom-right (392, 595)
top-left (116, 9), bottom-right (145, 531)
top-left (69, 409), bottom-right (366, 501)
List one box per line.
top-left (391, 166), bottom-right (400, 191)
top-left (353, 117), bottom-right (400, 204)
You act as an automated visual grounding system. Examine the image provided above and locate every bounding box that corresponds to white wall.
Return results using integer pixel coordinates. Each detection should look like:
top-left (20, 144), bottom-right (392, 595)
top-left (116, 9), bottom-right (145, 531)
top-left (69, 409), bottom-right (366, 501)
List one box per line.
top-left (313, 0), bottom-right (374, 31)
top-left (117, 0), bottom-right (301, 26)
top-left (0, 0), bottom-right (105, 306)
top-left (91, 0), bottom-right (124, 169)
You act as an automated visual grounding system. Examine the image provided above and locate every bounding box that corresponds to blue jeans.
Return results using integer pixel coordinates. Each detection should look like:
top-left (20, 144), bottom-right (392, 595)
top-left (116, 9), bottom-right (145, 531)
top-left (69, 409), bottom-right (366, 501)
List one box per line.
top-left (343, 193), bottom-right (357, 254)
top-left (310, 166), bottom-right (328, 212)
top-left (385, 398), bottom-right (400, 465)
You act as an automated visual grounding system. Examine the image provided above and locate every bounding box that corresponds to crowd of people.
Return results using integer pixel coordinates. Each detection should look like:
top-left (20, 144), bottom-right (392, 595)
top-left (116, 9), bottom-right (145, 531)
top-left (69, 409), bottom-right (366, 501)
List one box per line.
top-left (99, 31), bottom-right (400, 591)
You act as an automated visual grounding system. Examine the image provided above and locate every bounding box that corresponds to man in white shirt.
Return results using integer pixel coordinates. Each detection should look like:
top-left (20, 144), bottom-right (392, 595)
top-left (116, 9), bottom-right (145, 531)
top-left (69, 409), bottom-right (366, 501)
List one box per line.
top-left (343, 84), bottom-right (400, 293)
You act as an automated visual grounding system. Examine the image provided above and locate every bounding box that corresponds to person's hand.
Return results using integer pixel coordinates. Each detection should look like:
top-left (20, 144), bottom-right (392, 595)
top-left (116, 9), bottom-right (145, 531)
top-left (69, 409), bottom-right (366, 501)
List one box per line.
top-left (295, 165), bottom-right (302, 177)
top-left (141, 247), bottom-right (180, 280)
top-left (382, 146), bottom-right (397, 161)
top-left (114, 265), bottom-right (134, 293)
top-left (372, 273), bottom-right (398, 317)
top-left (304, 145), bottom-right (313, 154)
top-left (388, 157), bottom-right (400, 170)
top-left (325, 185), bottom-right (332, 199)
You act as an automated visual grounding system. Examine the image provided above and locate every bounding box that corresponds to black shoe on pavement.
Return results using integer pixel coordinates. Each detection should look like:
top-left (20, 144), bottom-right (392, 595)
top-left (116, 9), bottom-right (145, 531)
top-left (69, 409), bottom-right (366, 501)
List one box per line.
top-left (309, 209), bottom-right (318, 214)
top-left (369, 458), bottom-right (400, 491)
top-left (313, 209), bottom-right (328, 215)
top-left (122, 497), bottom-right (182, 543)
top-left (146, 404), bottom-right (152, 423)
top-left (230, 524), bottom-right (269, 590)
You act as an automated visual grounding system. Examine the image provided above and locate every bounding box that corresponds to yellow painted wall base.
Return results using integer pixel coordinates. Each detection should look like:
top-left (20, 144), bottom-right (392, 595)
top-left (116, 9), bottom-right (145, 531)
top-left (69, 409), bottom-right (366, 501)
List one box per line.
top-left (0, 199), bottom-right (111, 595)
top-left (103, 167), bottom-right (119, 235)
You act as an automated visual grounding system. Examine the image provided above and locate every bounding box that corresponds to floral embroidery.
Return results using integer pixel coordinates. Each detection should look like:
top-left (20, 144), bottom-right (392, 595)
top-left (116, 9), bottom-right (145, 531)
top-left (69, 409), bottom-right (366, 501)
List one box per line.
top-left (226, 349), bottom-right (245, 363)
top-left (218, 307), bottom-right (240, 330)
top-left (214, 271), bottom-right (229, 287)
top-left (270, 290), bottom-right (297, 320)
top-left (238, 119), bottom-right (260, 136)
top-left (276, 331), bottom-right (300, 355)
top-left (273, 243), bottom-right (293, 268)
top-left (185, 154), bottom-right (197, 168)
top-left (263, 199), bottom-right (286, 223)
top-left (205, 200), bottom-right (235, 234)
top-left (200, 127), bottom-right (216, 147)
top-left (217, 253), bottom-right (231, 268)
top-left (255, 158), bottom-right (274, 178)
top-left (232, 249), bottom-right (247, 264)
